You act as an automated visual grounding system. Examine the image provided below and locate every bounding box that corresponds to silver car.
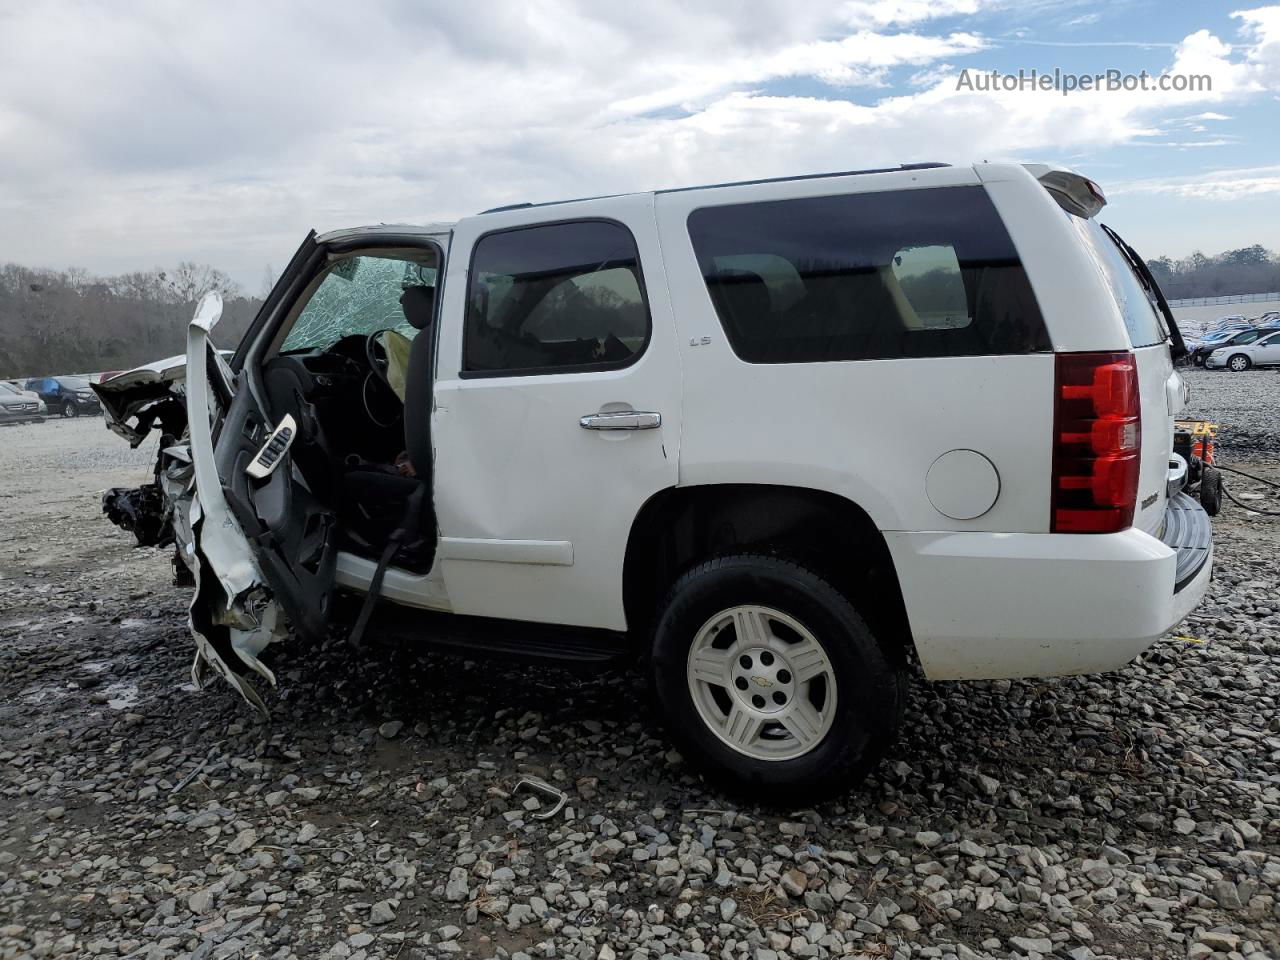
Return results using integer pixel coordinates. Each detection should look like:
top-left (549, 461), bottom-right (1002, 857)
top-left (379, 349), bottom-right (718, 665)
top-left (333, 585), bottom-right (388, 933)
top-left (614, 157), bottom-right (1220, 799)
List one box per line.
top-left (0, 381), bottom-right (45, 423)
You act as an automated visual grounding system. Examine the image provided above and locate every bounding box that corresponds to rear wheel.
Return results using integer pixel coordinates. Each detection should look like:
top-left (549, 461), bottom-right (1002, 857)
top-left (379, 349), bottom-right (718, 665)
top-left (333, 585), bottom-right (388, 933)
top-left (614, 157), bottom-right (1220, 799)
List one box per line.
top-left (61, 401), bottom-right (78, 418)
top-left (1227, 354), bottom-right (1251, 372)
top-left (651, 555), bottom-right (905, 802)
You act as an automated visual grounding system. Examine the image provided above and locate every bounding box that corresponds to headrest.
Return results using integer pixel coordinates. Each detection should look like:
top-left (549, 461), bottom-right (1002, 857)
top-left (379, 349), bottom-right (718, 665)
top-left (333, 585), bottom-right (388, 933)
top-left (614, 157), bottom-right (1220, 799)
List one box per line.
top-left (400, 285), bottom-right (436, 330)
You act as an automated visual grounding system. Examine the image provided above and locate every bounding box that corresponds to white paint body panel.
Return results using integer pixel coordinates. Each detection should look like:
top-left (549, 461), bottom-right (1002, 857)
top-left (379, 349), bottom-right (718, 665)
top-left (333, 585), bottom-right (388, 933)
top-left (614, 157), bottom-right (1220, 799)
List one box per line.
top-left (887, 530), bottom-right (1211, 679)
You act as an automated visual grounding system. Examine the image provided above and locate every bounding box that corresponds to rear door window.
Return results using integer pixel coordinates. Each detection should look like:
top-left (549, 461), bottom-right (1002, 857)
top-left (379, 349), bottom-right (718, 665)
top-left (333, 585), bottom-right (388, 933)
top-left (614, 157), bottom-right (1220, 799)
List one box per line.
top-left (464, 220), bottom-right (650, 375)
top-left (686, 185), bottom-right (1049, 363)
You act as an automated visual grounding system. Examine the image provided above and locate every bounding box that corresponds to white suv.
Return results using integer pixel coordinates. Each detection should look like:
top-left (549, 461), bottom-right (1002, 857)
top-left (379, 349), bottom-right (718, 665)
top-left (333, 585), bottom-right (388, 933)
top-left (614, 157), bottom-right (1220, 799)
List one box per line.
top-left (96, 162), bottom-right (1211, 800)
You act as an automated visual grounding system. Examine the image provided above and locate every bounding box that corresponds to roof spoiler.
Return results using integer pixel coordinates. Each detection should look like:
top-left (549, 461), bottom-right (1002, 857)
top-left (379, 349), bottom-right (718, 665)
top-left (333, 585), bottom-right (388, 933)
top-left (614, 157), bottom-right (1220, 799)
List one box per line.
top-left (1022, 164), bottom-right (1107, 218)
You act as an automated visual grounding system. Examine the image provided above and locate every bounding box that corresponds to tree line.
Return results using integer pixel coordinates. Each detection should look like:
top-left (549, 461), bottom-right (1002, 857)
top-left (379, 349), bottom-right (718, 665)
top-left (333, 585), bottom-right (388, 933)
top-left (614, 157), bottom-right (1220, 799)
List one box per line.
top-left (0, 263), bottom-right (263, 379)
top-left (1147, 244), bottom-right (1280, 301)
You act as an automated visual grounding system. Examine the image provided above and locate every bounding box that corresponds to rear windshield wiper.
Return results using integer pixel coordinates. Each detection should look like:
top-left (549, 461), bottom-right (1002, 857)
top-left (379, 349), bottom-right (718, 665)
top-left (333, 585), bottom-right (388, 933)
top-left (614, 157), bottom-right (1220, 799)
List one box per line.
top-left (1100, 223), bottom-right (1187, 360)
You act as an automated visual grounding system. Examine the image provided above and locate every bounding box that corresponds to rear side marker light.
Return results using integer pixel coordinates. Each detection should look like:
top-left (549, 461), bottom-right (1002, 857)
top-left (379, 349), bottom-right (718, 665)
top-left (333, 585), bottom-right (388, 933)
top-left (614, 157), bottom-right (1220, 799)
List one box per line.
top-left (1051, 352), bottom-right (1141, 533)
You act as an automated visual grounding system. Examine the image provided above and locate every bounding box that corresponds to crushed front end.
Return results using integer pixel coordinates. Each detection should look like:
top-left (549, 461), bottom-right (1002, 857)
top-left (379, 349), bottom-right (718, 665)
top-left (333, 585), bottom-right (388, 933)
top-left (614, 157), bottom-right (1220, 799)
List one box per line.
top-left (92, 296), bottom-right (289, 711)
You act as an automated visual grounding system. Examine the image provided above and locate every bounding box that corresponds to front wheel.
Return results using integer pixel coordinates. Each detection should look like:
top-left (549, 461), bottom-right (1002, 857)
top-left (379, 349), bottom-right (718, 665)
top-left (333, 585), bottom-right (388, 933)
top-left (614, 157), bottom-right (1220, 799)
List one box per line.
top-left (651, 555), bottom-right (905, 802)
top-left (1227, 354), bottom-right (1251, 372)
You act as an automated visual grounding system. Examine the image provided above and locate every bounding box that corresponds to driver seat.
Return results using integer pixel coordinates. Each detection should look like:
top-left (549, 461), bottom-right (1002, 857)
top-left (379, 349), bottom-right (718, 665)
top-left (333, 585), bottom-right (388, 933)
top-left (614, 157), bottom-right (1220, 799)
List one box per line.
top-left (337, 285), bottom-right (437, 574)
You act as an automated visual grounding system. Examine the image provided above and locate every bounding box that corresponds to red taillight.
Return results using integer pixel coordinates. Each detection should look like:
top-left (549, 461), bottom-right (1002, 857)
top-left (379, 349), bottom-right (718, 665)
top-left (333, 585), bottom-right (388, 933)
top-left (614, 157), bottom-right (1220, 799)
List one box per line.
top-left (1051, 352), bottom-right (1141, 533)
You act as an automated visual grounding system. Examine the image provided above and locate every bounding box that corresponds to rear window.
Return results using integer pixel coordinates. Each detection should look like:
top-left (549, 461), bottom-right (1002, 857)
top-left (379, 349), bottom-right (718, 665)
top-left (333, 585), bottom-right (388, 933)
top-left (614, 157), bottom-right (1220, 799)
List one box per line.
top-left (686, 185), bottom-right (1049, 364)
top-left (1067, 218), bottom-right (1167, 348)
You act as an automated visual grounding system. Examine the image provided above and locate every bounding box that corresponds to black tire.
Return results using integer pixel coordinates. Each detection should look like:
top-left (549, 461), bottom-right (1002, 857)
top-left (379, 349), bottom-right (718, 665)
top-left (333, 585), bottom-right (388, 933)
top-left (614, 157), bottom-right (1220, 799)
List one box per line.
top-left (61, 401), bottom-right (78, 418)
top-left (1227, 354), bottom-right (1251, 372)
top-left (651, 554), bottom-right (906, 802)
top-left (1192, 353), bottom-right (1206, 367)
top-left (1200, 466), bottom-right (1223, 516)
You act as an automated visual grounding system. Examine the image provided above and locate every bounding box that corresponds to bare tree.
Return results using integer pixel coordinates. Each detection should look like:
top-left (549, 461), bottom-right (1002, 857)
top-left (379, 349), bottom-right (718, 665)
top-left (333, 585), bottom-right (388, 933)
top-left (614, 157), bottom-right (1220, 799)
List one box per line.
top-left (260, 263), bottom-right (277, 300)
top-left (161, 262), bottom-right (241, 304)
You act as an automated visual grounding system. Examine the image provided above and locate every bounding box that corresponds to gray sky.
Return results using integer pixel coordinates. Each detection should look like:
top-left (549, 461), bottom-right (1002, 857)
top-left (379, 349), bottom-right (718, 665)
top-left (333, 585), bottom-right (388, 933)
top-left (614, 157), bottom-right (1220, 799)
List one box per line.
top-left (2, 1), bottom-right (1279, 291)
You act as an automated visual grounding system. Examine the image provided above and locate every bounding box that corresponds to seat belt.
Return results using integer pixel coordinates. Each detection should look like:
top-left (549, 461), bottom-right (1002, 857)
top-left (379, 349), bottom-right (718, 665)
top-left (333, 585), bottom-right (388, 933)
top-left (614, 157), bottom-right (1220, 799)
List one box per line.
top-left (348, 484), bottom-right (424, 649)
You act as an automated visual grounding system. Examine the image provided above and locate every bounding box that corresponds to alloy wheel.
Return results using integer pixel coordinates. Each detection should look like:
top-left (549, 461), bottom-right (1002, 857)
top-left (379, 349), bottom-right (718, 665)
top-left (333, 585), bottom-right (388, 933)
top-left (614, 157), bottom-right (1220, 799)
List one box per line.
top-left (686, 604), bottom-right (837, 761)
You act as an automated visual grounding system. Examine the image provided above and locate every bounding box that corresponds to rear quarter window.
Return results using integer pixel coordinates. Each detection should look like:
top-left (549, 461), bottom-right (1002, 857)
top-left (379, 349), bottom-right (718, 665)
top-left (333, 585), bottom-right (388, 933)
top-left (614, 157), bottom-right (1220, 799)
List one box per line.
top-left (686, 185), bottom-right (1050, 363)
top-left (1067, 217), bottom-right (1167, 348)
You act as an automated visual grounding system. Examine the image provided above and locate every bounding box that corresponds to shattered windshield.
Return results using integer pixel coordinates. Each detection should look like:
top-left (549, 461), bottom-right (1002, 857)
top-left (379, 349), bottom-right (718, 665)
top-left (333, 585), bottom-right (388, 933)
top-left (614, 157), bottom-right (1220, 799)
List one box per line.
top-left (280, 255), bottom-right (437, 353)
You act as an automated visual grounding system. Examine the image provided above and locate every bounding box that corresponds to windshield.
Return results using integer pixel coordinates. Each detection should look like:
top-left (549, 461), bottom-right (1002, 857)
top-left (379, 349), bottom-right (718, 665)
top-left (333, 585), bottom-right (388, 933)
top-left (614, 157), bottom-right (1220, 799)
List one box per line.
top-left (280, 255), bottom-right (438, 354)
top-left (0, 383), bottom-right (16, 395)
top-left (57, 377), bottom-right (91, 390)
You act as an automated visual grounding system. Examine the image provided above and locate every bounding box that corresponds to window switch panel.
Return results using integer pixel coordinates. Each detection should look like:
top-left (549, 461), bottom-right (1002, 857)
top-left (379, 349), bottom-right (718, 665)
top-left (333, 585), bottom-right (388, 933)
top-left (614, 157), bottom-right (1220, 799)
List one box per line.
top-left (245, 415), bottom-right (297, 480)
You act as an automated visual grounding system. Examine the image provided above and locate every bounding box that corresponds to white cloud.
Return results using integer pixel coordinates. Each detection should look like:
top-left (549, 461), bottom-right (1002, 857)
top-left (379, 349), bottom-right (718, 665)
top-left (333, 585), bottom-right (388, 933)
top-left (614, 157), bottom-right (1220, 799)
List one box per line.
top-left (0, 1), bottom-right (1278, 285)
top-left (1232, 5), bottom-right (1280, 88)
top-left (607, 30), bottom-right (988, 117)
top-left (1112, 164), bottom-right (1280, 199)
top-left (838, 0), bottom-right (984, 28)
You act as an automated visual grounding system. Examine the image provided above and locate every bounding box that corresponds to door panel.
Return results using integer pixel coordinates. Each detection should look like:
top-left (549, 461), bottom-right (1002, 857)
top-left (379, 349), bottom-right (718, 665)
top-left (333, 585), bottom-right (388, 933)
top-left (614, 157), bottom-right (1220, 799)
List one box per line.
top-left (432, 194), bottom-right (681, 630)
top-left (213, 232), bottom-right (341, 641)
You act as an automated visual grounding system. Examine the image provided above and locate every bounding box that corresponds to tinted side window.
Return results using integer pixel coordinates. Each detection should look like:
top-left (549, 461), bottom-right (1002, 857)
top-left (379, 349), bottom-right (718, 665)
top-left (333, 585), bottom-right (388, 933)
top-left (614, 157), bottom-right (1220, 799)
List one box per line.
top-left (687, 186), bottom-right (1050, 363)
top-left (464, 221), bottom-right (650, 375)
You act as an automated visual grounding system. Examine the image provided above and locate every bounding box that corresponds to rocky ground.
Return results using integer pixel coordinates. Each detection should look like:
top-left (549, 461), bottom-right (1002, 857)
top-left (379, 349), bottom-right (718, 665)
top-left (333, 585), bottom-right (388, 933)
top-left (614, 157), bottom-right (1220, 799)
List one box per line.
top-left (1, 369), bottom-right (1278, 960)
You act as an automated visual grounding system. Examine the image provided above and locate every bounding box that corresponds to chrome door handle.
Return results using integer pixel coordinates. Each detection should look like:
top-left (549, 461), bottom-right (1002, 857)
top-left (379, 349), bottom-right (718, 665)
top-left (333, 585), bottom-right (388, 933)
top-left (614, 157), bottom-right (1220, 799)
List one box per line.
top-left (579, 410), bottom-right (662, 431)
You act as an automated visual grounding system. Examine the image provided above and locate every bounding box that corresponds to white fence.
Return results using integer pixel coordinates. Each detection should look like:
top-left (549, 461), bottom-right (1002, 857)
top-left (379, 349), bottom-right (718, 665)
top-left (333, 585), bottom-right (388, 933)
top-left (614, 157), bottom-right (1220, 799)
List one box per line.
top-left (1166, 292), bottom-right (1280, 308)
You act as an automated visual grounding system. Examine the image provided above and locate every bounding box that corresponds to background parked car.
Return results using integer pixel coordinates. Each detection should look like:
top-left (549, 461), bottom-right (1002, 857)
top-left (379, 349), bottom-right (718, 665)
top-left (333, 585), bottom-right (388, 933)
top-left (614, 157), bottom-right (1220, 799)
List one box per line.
top-left (1188, 326), bottom-right (1280, 366)
top-left (0, 381), bottom-right (45, 423)
top-left (24, 375), bottom-right (103, 417)
top-left (1205, 329), bottom-right (1280, 370)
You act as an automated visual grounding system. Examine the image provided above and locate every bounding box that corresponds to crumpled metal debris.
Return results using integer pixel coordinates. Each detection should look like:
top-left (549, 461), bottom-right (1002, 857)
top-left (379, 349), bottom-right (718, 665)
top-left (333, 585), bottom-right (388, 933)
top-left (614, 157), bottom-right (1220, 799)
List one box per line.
top-left (102, 484), bottom-right (174, 547)
top-left (513, 777), bottom-right (568, 820)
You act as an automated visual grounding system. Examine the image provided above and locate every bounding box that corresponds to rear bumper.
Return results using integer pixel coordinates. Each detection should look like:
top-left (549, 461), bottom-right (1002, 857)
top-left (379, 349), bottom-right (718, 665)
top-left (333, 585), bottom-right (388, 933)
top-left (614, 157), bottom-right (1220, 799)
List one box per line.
top-left (886, 499), bottom-right (1213, 680)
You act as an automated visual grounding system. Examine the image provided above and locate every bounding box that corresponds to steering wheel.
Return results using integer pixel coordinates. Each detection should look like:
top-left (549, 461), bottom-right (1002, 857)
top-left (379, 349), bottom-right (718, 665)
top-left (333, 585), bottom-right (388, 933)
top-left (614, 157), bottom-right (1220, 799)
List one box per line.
top-left (360, 329), bottom-right (404, 428)
top-left (364, 329), bottom-right (396, 391)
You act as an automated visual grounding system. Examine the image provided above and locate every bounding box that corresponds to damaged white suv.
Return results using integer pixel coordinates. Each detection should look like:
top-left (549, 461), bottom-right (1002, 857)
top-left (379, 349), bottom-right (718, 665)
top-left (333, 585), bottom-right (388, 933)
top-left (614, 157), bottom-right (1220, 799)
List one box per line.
top-left (96, 162), bottom-right (1212, 800)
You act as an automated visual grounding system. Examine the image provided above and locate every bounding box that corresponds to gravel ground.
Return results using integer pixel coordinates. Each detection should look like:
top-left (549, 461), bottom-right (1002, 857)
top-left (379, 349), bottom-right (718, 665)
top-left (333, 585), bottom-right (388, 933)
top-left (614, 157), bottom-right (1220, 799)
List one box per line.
top-left (1183, 367), bottom-right (1280, 457)
top-left (1, 372), bottom-right (1278, 960)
